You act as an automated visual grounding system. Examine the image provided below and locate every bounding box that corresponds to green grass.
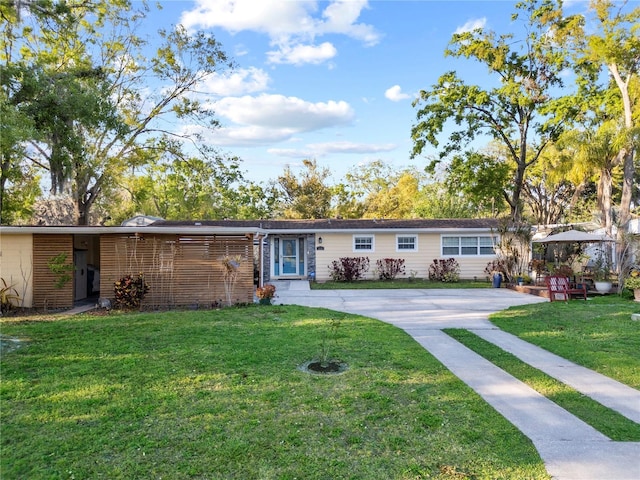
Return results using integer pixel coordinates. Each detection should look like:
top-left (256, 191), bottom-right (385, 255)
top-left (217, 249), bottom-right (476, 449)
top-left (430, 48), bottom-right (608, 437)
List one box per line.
top-left (444, 328), bottom-right (640, 441)
top-left (312, 279), bottom-right (491, 290)
top-left (1, 306), bottom-right (549, 480)
top-left (489, 295), bottom-right (640, 389)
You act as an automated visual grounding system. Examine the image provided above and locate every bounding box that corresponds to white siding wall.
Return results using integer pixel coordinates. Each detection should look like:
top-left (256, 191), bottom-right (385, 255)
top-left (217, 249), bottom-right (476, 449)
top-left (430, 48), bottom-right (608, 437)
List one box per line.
top-left (0, 234), bottom-right (34, 308)
top-left (314, 232), bottom-right (496, 282)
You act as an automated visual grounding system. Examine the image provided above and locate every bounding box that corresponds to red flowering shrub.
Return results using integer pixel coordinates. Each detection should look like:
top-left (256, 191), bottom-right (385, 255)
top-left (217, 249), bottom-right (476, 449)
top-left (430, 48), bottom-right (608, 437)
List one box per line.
top-left (114, 273), bottom-right (150, 309)
top-left (428, 258), bottom-right (460, 283)
top-left (329, 257), bottom-right (370, 282)
top-left (376, 258), bottom-right (406, 280)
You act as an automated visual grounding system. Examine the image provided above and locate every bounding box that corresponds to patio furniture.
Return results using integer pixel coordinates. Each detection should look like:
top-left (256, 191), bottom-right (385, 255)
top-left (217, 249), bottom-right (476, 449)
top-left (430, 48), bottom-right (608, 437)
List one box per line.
top-left (545, 275), bottom-right (588, 302)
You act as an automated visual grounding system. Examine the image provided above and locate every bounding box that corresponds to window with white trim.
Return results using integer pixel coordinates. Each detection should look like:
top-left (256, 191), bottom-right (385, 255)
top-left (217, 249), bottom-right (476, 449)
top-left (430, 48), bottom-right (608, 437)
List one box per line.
top-left (396, 235), bottom-right (417, 251)
top-left (353, 235), bottom-right (374, 252)
top-left (441, 236), bottom-right (496, 256)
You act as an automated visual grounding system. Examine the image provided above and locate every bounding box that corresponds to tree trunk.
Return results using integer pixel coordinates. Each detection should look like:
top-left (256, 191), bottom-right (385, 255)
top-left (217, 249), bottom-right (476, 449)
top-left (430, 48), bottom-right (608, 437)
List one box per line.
top-left (609, 62), bottom-right (635, 233)
top-left (597, 167), bottom-right (613, 236)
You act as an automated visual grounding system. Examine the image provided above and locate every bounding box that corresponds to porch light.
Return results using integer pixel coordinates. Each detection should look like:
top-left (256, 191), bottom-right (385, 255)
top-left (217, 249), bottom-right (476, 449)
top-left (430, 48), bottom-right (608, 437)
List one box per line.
top-left (318, 236), bottom-right (323, 244)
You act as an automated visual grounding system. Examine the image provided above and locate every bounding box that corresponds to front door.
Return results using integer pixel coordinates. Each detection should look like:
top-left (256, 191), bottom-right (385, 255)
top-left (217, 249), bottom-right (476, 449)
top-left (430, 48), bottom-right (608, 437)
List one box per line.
top-left (273, 237), bottom-right (305, 277)
top-left (281, 238), bottom-right (298, 275)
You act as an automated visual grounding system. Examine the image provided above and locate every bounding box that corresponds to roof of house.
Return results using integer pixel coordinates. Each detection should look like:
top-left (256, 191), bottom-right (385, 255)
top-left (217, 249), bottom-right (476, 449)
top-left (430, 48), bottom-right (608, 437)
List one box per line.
top-left (0, 218), bottom-right (500, 235)
top-left (151, 218), bottom-right (500, 232)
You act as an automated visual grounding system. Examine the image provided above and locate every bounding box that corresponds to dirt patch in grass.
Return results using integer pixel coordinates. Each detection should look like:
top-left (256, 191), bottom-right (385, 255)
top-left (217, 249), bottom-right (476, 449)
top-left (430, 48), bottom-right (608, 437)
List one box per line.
top-left (298, 359), bottom-right (349, 375)
top-left (0, 335), bottom-right (26, 356)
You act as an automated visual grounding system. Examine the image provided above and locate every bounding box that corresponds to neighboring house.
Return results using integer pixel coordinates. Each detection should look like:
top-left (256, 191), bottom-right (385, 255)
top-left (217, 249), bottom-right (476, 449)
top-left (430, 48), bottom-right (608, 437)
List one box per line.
top-left (0, 218), bottom-right (500, 310)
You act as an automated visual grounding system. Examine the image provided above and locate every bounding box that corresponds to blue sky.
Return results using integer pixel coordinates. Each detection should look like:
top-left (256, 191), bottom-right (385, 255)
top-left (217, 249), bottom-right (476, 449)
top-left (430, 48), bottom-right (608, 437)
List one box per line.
top-left (145, 0), bottom-right (587, 185)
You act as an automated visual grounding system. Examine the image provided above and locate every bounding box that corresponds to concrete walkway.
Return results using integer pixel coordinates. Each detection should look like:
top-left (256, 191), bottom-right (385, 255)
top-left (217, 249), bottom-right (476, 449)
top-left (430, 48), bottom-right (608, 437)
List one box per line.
top-left (272, 281), bottom-right (640, 480)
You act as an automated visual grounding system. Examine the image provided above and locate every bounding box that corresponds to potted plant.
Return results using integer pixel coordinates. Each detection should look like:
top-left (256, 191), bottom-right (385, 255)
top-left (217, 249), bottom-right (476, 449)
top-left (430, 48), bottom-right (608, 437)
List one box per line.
top-left (256, 284), bottom-right (276, 305)
top-left (592, 254), bottom-right (612, 293)
top-left (624, 269), bottom-right (640, 302)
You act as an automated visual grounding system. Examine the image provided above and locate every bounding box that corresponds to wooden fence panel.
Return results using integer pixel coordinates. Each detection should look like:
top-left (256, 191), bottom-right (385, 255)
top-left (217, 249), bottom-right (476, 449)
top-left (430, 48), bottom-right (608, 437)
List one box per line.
top-left (100, 234), bottom-right (254, 308)
top-left (33, 234), bottom-right (74, 309)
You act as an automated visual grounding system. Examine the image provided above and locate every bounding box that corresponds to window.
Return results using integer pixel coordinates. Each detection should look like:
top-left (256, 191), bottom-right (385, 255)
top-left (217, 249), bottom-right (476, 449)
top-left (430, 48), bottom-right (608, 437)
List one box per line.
top-left (353, 235), bottom-right (374, 252)
top-left (442, 236), bottom-right (459, 255)
top-left (479, 236), bottom-right (495, 255)
top-left (396, 235), bottom-right (417, 251)
top-left (441, 236), bottom-right (496, 256)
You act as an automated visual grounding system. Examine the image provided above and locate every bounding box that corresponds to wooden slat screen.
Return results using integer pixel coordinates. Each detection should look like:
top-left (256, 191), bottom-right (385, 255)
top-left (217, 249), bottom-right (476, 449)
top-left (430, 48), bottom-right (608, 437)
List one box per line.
top-left (33, 234), bottom-right (74, 309)
top-left (100, 234), bottom-right (254, 308)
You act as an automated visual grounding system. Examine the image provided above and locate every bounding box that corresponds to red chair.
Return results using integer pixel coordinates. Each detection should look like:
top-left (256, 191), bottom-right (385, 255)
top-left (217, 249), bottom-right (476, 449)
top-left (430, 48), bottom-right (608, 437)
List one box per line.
top-left (545, 275), bottom-right (587, 302)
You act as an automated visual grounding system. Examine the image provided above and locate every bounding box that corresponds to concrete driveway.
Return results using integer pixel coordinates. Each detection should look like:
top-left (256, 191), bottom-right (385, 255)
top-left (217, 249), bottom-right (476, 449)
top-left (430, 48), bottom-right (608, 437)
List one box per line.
top-left (273, 284), bottom-right (548, 328)
top-left (272, 282), bottom-right (640, 480)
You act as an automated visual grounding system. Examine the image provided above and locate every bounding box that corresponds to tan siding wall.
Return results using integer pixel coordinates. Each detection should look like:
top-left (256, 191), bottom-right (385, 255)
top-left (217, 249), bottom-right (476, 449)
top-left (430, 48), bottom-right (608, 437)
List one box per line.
top-left (0, 234), bottom-right (34, 308)
top-left (314, 232), bottom-right (496, 282)
top-left (33, 234), bottom-right (74, 309)
top-left (100, 234), bottom-right (254, 307)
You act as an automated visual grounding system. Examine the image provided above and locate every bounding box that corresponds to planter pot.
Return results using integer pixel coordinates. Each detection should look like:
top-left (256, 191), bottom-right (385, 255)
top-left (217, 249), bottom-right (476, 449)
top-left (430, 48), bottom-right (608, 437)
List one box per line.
top-left (634, 289), bottom-right (640, 302)
top-left (259, 298), bottom-right (272, 305)
top-left (492, 274), bottom-right (502, 288)
top-left (594, 281), bottom-right (612, 294)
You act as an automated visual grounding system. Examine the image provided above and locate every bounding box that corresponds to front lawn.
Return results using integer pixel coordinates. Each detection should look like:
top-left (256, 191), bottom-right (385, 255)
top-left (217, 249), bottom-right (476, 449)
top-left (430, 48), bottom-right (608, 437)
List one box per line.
top-left (490, 296), bottom-right (640, 389)
top-left (1, 306), bottom-right (549, 479)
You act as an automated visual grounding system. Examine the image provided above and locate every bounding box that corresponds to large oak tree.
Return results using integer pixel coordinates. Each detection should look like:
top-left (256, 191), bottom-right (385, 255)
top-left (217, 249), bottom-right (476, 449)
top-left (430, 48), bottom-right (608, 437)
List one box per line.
top-left (411, 0), bottom-right (575, 222)
top-left (2, 0), bottom-right (234, 225)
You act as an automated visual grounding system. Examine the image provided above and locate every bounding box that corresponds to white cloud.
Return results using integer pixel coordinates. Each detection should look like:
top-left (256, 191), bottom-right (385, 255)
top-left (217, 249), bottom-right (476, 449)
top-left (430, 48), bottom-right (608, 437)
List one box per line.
top-left (184, 94), bottom-right (355, 147)
top-left (319, 0), bottom-right (379, 46)
top-left (180, 0), bottom-right (380, 65)
top-left (384, 85), bottom-right (410, 102)
top-left (313, 141), bottom-right (396, 154)
top-left (234, 44), bottom-right (249, 57)
top-left (454, 17), bottom-right (487, 35)
top-left (199, 67), bottom-right (270, 96)
top-left (269, 141), bottom-right (396, 158)
top-left (215, 94), bottom-right (354, 131)
top-left (211, 125), bottom-right (297, 146)
top-left (267, 42), bottom-right (337, 65)
top-left (180, 0), bottom-right (313, 36)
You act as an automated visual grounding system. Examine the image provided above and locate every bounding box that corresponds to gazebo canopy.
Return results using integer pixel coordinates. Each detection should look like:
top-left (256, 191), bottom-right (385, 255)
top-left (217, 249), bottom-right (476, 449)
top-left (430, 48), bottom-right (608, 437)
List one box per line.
top-left (533, 230), bottom-right (615, 244)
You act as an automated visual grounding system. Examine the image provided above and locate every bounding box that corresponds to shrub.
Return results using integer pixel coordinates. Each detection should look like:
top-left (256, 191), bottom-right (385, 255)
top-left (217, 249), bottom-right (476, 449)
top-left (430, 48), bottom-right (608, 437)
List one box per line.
top-left (114, 273), bottom-right (150, 309)
top-left (256, 284), bottom-right (276, 299)
top-left (553, 264), bottom-right (574, 278)
top-left (484, 259), bottom-right (509, 281)
top-left (376, 258), bottom-right (406, 280)
top-left (329, 257), bottom-right (370, 282)
top-left (428, 258), bottom-right (460, 283)
top-left (1, 278), bottom-right (20, 314)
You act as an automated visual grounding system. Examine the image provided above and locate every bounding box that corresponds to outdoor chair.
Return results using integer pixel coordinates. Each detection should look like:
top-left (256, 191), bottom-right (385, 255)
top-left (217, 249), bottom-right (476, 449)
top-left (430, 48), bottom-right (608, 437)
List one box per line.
top-left (545, 275), bottom-right (588, 302)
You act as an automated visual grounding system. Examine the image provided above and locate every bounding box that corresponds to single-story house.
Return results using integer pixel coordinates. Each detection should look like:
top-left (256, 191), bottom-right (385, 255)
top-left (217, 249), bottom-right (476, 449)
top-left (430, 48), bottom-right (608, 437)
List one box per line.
top-left (0, 218), bottom-right (500, 310)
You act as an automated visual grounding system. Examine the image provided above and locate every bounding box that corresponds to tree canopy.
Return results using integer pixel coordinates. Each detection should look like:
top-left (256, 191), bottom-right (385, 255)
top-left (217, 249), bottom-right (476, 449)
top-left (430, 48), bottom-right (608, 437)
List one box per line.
top-left (1, 0), bottom-right (636, 226)
top-left (1, 0), bottom-right (237, 225)
top-left (411, 0), bottom-right (575, 222)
